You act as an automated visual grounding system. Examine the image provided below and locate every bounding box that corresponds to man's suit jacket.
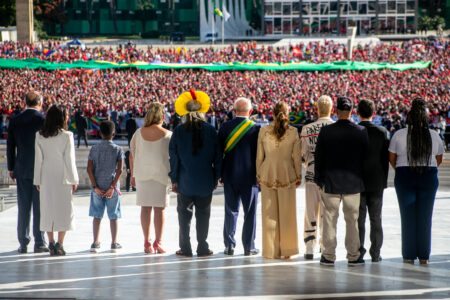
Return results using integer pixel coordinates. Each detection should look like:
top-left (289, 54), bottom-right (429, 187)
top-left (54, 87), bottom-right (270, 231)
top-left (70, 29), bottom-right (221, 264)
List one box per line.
top-left (75, 113), bottom-right (88, 134)
top-left (359, 121), bottom-right (390, 192)
top-left (218, 117), bottom-right (260, 187)
top-left (7, 109), bottom-right (45, 179)
top-left (169, 122), bottom-right (222, 197)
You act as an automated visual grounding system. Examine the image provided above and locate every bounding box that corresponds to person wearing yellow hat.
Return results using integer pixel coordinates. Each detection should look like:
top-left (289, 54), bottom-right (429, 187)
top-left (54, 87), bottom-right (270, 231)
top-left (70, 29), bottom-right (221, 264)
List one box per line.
top-left (169, 89), bottom-right (222, 257)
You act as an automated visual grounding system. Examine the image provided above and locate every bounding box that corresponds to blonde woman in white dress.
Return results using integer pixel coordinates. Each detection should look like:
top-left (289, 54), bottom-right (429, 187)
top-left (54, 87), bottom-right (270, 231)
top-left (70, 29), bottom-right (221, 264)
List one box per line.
top-left (34, 105), bottom-right (79, 256)
top-left (130, 103), bottom-right (172, 254)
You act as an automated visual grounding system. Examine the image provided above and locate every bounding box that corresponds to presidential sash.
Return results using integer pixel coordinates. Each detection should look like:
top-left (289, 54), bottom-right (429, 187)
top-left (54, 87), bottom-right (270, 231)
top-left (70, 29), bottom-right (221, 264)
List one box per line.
top-left (224, 119), bottom-right (255, 154)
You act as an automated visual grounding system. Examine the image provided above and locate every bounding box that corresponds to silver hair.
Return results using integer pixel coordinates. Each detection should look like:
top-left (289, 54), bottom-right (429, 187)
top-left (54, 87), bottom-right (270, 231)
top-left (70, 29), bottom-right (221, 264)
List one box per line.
top-left (233, 97), bottom-right (252, 112)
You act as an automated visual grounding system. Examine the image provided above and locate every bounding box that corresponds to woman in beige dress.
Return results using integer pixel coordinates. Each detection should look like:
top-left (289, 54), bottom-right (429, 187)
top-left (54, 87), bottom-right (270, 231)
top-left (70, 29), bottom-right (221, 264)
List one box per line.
top-left (34, 105), bottom-right (79, 256)
top-left (130, 103), bottom-right (172, 254)
top-left (256, 101), bottom-right (301, 259)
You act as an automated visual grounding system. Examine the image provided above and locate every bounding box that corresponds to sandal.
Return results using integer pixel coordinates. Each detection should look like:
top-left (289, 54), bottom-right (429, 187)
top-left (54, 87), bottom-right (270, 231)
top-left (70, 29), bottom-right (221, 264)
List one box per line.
top-left (144, 240), bottom-right (154, 254)
top-left (176, 249), bottom-right (193, 257)
top-left (48, 242), bottom-right (56, 256)
top-left (55, 243), bottom-right (66, 256)
top-left (153, 240), bottom-right (166, 254)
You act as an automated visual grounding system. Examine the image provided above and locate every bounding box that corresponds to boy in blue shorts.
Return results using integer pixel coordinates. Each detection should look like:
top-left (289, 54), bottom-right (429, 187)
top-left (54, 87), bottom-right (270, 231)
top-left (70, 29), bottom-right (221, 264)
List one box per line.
top-left (87, 121), bottom-right (124, 253)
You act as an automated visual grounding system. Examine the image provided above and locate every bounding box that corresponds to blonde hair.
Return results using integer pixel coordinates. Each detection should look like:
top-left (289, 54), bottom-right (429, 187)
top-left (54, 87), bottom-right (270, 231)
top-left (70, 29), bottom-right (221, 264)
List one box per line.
top-left (317, 95), bottom-right (333, 117)
top-left (273, 102), bottom-right (289, 140)
top-left (144, 102), bottom-right (165, 127)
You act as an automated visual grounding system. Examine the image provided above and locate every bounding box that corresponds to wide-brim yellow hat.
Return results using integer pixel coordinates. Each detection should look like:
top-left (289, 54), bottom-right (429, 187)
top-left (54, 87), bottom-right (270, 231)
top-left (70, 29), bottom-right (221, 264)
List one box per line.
top-left (175, 89), bottom-right (210, 116)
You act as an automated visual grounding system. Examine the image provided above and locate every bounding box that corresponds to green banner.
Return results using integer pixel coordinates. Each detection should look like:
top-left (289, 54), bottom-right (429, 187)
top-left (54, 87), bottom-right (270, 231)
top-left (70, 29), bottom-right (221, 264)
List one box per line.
top-left (0, 58), bottom-right (432, 72)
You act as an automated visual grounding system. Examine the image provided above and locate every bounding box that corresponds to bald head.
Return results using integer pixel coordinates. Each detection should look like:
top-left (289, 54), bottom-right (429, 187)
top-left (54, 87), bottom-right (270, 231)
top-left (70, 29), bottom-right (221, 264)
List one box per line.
top-left (234, 97), bottom-right (252, 117)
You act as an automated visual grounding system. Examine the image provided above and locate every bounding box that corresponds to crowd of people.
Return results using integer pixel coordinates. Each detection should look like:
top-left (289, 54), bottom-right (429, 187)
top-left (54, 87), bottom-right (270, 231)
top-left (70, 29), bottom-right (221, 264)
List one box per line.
top-left (6, 91), bottom-right (445, 267)
top-left (0, 39), bottom-right (447, 64)
top-left (1, 39), bottom-right (449, 138)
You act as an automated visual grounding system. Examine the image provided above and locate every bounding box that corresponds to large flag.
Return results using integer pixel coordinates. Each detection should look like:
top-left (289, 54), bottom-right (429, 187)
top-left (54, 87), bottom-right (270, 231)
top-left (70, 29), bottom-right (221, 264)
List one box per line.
top-left (222, 5), bottom-right (231, 22)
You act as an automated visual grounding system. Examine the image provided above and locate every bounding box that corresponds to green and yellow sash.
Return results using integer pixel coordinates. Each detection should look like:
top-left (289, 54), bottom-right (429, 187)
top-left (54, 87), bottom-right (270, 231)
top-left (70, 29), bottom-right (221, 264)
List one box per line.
top-left (224, 119), bottom-right (255, 154)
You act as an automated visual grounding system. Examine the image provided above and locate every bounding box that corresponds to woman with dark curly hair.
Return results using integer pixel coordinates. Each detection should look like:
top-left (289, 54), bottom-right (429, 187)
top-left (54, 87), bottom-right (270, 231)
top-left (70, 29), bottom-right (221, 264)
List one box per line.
top-left (389, 98), bottom-right (445, 265)
top-left (34, 105), bottom-right (79, 256)
top-left (256, 101), bottom-right (301, 259)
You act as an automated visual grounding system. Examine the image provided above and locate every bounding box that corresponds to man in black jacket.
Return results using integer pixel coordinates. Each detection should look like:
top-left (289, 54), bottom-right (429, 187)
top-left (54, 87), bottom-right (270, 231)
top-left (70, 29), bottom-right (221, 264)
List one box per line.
top-left (75, 109), bottom-right (88, 148)
top-left (125, 113), bottom-right (137, 147)
top-left (7, 92), bottom-right (48, 254)
top-left (314, 96), bottom-right (369, 266)
top-left (357, 100), bottom-right (389, 263)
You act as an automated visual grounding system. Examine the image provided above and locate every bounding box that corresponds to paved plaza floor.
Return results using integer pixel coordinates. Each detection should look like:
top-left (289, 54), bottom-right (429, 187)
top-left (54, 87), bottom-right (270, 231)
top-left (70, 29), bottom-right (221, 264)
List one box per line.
top-left (0, 188), bottom-right (449, 300)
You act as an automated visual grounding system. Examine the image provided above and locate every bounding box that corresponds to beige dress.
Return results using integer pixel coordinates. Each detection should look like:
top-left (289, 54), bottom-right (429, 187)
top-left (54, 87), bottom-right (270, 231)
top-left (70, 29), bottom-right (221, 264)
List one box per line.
top-left (131, 128), bottom-right (172, 207)
top-left (256, 125), bottom-right (301, 258)
top-left (34, 130), bottom-right (79, 232)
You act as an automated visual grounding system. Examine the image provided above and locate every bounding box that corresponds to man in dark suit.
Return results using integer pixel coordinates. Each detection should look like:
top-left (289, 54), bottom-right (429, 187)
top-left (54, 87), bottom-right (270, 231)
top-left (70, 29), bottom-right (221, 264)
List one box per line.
top-left (357, 100), bottom-right (389, 263)
top-left (207, 112), bottom-right (219, 130)
top-left (125, 113), bottom-right (138, 147)
top-left (7, 91), bottom-right (48, 254)
top-left (75, 109), bottom-right (88, 148)
top-left (169, 98), bottom-right (222, 257)
top-left (218, 97), bottom-right (260, 256)
top-left (314, 96), bottom-right (369, 266)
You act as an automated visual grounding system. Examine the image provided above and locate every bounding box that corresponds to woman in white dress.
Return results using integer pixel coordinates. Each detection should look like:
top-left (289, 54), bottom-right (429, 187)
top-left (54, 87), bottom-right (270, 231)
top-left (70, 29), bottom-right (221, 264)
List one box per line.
top-left (34, 105), bottom-right (79, 256)
top-left (130, 103), bottom-right (172, 254)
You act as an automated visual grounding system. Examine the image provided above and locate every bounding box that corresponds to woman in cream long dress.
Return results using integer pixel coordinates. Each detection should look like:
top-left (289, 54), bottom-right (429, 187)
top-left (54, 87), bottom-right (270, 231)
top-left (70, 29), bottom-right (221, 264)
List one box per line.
top-left (34, 105), bottom-right (79, 256)
top-left (256, 101), bottom-right (301, 259)
top-left (130, 102), bottom-right (172, 254)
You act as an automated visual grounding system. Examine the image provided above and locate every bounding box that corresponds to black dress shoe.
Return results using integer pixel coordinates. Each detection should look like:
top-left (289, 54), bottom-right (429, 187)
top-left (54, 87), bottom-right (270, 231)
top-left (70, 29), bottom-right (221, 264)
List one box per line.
top-left (304, 253), bottom-right (314, 260)
top-left (244, 249), bottom-right (259, 256)
top-left (176, 249), bottom-right (193, 257)
top-left (34, 245), bottom-right (50, 253)
top-left (224, 246), bottom-right (234, 256)
top-left (371, 256), bottom-right (382, 263)
top-left (197, 249), bottom-right (214, 257)
top-left (17, 246), bottom-right (27, 254)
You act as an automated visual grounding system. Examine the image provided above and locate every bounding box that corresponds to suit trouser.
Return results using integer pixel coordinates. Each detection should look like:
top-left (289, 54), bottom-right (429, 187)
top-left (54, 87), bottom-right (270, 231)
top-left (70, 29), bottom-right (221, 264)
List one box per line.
top-left (304, 182), bottom-right (324, 254)
top-left (358, 190), bottom-right (384, 259)
top-left (16, 178), bottom-right (45, 247)
top-left (177, 193), bottom-right (212, 255)
top-left (223, 183), bottom-right (258, 251)
top-left (394, 167), bottom-right (438, 260)
top-left (261, 186), bottom-right (299, 259)
top-left (77, 132), bottom-right (88, 148)
top-left (321, 191), bottom-right (360, 262)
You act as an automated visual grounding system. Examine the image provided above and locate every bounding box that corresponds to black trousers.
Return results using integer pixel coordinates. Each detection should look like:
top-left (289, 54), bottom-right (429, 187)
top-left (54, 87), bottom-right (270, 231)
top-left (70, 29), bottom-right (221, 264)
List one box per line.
top-left (77, 131), bottom-right (88, 148)
top-left (358, 190), bottom-right (384, 259)
top-left (177, 193), bottom-right (212, 255)
top-left (16, 178), bottom-right (45, 247)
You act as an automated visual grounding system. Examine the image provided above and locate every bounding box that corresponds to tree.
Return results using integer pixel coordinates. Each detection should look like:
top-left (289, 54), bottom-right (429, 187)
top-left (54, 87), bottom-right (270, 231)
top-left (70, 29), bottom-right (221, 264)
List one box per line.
top-left (34, 0), bottom-right (67, 34)
top-left (431, 16), bottom-right (446, 30)
top-left (137, 0), bottom-right (154, 33)
top-left (418, 16), bottom-right (432, 32)
top-left (0, 0), bottom-right (15, 27)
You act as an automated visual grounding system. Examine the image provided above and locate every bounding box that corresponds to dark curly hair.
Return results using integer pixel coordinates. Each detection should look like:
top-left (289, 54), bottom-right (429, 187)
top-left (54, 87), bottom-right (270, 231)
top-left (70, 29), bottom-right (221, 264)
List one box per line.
top-left (40, 105), bottom-right (68, 138)
top-left (406, 98), bottom-right (432, 170)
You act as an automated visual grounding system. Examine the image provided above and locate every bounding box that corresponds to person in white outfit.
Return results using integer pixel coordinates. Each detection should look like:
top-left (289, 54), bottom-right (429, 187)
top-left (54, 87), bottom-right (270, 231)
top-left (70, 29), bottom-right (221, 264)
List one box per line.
top-left (130, 102), bottom-right (172, 254)
top-left (299, 95), bottom-right (334, 259)
top-left (34, 105), bottom-right (79, 256)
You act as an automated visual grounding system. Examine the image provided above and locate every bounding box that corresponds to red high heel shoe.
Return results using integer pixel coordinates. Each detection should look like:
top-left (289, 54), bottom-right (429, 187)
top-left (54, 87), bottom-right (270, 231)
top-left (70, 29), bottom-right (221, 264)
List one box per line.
top-left (144, 240), bottom-right (154, 254)
top-left (153, 240), bottom-right (166, 254)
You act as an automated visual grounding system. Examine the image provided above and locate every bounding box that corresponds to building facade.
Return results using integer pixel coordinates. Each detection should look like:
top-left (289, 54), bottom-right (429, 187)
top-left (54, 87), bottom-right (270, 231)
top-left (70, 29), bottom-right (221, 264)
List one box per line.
top-left (263, 0), bottom-right (418, 35)
top-left (50, 0), bottom-right (200, 36)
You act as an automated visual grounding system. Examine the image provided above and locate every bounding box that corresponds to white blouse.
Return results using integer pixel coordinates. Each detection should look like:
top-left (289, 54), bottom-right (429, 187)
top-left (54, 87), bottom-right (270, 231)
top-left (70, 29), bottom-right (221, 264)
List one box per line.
top-left (389, 128), bottom-right (445, 167)
top-left (130, 128), bottom-right (172, 185)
